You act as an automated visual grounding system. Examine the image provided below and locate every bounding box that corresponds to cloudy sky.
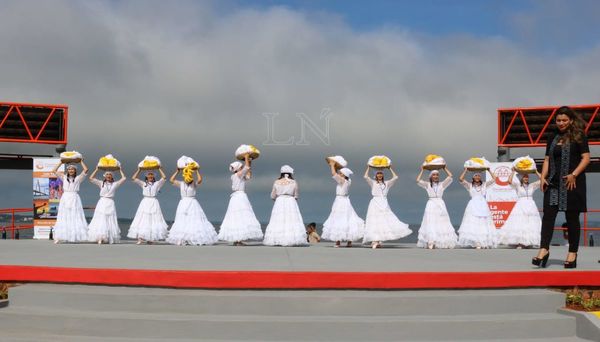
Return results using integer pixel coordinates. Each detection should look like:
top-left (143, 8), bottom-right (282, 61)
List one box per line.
top-left (1, 0), bottom-right (599, 225)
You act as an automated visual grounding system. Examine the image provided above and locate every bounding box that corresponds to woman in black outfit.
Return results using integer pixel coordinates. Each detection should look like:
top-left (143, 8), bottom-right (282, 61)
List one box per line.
top-left (533, 106), bottom-right (590, 268)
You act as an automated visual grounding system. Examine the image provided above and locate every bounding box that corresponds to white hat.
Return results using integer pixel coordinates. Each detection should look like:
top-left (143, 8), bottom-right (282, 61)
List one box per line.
top-left (430, 170), bottom-right (440, 175)
top-left (103, 171), bottom-right (114, 178)
top-left (280, 165), bottom-right (294, 174)
top-left (339, 168), bottom-right (353, 177)
top-left (66, 164), bottom-right (77, 171)
top-left (229, 161), bottom-right (243, 172)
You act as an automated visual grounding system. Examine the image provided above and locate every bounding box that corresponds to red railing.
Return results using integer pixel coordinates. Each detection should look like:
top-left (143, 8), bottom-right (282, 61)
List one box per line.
top-left (0, 207), bottom-right (34, 239)
top-left (1, 206), bottom-right (95, 239)
top-left (1, 206), bottom-right (598, 245)
top-left (582, 209), bottom-right (600, 246)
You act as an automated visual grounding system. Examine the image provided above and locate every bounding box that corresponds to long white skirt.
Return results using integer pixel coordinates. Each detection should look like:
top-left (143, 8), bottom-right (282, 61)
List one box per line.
top-left (263, 196), bottom-right (308, 246)
top-left (218, 191), bottom-right (263, 242)
top-left (363, 197), bottom-right (412, 243)
top-left (322, 195), bottom-right (365, 242)
top-left (127, 197), bottom-right (168, 242)
top-left (417, 198), bottom-right (457, 249)
top-left (458, 197), bottom-right (497, 248)
top-left (54, 192), bottom-right (88, 242)
top-left (88, 197), bottom-right (120, 244)
top-left (498, 198), bottom-right (541, 246)
top-left (166, 197), bottom-right (218, 246)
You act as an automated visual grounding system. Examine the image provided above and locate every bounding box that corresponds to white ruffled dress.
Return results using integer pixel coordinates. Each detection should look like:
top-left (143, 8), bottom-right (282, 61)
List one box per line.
top-left (166, 182), bottom-right (218, 246)
top-left (87, 178), bottom-right (126, 244)
top-left (53, 173), bottom-right (89, 242)
top-left (263, 179), bottom-right (308, 246)
top-left (416, 178), bottom-right (458, 249)
top-left (363, 176), bottom-right (412, 243)
top-left (127, 178), bottom-right (169, 242)
top-left (218, 166), bottom-right (263, 242)
top-left (321, 175), bottom-right (365, 242)
top-left (498, 180), bottom-right (541, 246)
top-left (457, 180), bottom-right (498, 248)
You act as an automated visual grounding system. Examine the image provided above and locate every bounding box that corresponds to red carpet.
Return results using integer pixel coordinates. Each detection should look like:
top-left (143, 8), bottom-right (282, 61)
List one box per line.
top-left (1, 265), bottom-right (600, 289)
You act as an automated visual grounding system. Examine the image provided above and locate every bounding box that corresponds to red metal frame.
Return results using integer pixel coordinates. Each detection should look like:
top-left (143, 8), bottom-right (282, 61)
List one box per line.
top-left (0, 207), bottom-right (34, 239)
top-left (0, 101), bottom-right (68, 144)
top-left (498, 104), bottom-right (600, 147)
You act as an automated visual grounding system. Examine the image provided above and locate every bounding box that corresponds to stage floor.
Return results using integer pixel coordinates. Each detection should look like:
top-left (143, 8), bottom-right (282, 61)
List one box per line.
top-left (1, 240), bottom-right (599, 289)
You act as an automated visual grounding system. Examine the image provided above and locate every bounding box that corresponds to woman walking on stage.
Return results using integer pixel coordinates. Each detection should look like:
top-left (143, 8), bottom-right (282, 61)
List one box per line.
top-left (263, 165), bottom-right (308, 246)
top-left (218, 154), bottom-right (263, 245)
top-left (416, 166), bottom-right (457, 249)
top-left (128, 167), bottom-right (169, 244)
top-left (321, 160), bottom-right (365, 247)
top-left (457, 169), bottom-right (498, 249)
top-left (51, 160), bottom-right (89, 243)
top-left (87, 167), bottom-right (127, 244)
top-left (498, 170), bottom-right (541, 248)
top-left (533, 106), bottom-right (590, 268)
top-left (166, 165), bottom-right (218, 246)
top-left (363, 166), bottom-right (412, 249)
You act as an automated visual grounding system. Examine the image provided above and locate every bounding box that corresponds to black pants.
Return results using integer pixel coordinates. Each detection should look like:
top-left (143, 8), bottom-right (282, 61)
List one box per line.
top-left (540, 206), bottom-right (581, 253)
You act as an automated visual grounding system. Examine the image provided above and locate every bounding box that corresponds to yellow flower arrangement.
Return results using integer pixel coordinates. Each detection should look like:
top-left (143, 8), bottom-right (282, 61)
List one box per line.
top-left (142, 160), bottom-right (159, 169)
top-left (425, 154), bottom-right (442, 163)
top-left (470, 157), bottom-right (485, 165)
top-left (60, 151), bottom-right (82, 163)
top-left (368, 155), bottom-right (391, 168)
top-left (182, 164), bottom-right (195, 183)
top-left (512, 156), bottom-right (536, 173)
top-left (516, 159), bottom-right (533, 170)
top-left (98, 154), bottom-right (120, 170)
top-left (236, 144), bottom-right (261, 160)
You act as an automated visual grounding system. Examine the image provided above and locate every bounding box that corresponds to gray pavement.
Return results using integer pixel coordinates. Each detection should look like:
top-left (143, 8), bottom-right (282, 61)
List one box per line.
top-left (0, 240), bottom-right (598, 272)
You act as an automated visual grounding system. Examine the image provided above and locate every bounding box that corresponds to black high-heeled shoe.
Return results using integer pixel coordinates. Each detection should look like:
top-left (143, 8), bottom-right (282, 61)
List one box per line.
top-left (564, 254), bottom-right (577, 269)
top-left (532, 252), bottom-right (550, 268)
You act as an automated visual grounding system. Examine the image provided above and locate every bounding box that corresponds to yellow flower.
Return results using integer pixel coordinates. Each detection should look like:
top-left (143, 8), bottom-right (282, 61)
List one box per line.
top-left (516, 159), bottom-right (533, 170)
top-left (99, 156), bottom-right (118, 167)
top-left (62, 152), bottom-right (77, 157)
top-left (470, 157), bottom-right (485, 166)
top-left (182, 164), bottom-right (195, 183)
top-left (142, 160), bottom-right (159, 168)
top-left (425, 154), bottom-right (441, 163)
top-left (249, 145), bottom-right (260, 154)
top-left (371, 156), bottom-right (390, 167)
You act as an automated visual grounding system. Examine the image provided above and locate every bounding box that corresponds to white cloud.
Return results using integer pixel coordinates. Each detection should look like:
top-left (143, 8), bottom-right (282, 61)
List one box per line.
top-left (0, 0), bottom-right (599, 223)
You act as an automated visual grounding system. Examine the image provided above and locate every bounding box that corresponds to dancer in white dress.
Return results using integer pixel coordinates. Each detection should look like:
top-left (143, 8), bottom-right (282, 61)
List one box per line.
top-left (321, 160), bottom-right (364, 247)
top-left (457, 169), bottom-right (498, 249)
top-left (127, 167), bottom-right (169, 244)
top-left (363, 166), bottom-right (412, 249)
top-left (416, 167), bottom-right (458, 249)
top-left (87, 167), bottom-right (126, 244)
top-left (51, 161), bottom-right (89, 243)
top-left (498, 170), bottom-right (542, 248)
top-left (263, 165), bottom-right (308, 246)
top-left (218, 154), bottom-right (263, 245)
top-left (166, 167), bottom-right (218, 246)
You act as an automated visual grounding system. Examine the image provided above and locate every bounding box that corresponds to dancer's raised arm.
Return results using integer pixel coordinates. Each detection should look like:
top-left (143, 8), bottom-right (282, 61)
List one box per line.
top-left (170, 169), bottom-right (180, 186)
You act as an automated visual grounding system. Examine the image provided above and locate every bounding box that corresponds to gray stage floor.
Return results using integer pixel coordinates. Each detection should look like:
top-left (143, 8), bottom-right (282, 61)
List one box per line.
top-left (0, 240), bottom-right (598, 272)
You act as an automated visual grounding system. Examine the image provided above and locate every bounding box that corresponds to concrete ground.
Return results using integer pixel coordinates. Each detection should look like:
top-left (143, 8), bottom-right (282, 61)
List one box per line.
top-left (0, 239), bottom-right (597, 272)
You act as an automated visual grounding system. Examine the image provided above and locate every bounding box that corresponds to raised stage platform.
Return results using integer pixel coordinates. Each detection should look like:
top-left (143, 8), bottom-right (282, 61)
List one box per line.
top-left (1, 240), bottom-right (599, 289)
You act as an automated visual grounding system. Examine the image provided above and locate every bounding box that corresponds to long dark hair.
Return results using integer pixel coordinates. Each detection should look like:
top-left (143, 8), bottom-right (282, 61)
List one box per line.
top-left (555, 106), bottom-right (586, 143)
top-left (278, 173), bottom-right (294, 180)
top-left (66, 167), bottom-right (77, 183)
top-left (471, 173), bottom-right (483, 186)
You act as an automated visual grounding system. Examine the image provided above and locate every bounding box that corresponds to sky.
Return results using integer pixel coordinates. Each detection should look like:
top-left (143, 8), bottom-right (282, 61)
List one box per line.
top-left (1, 0), bottom-right (599, 225)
